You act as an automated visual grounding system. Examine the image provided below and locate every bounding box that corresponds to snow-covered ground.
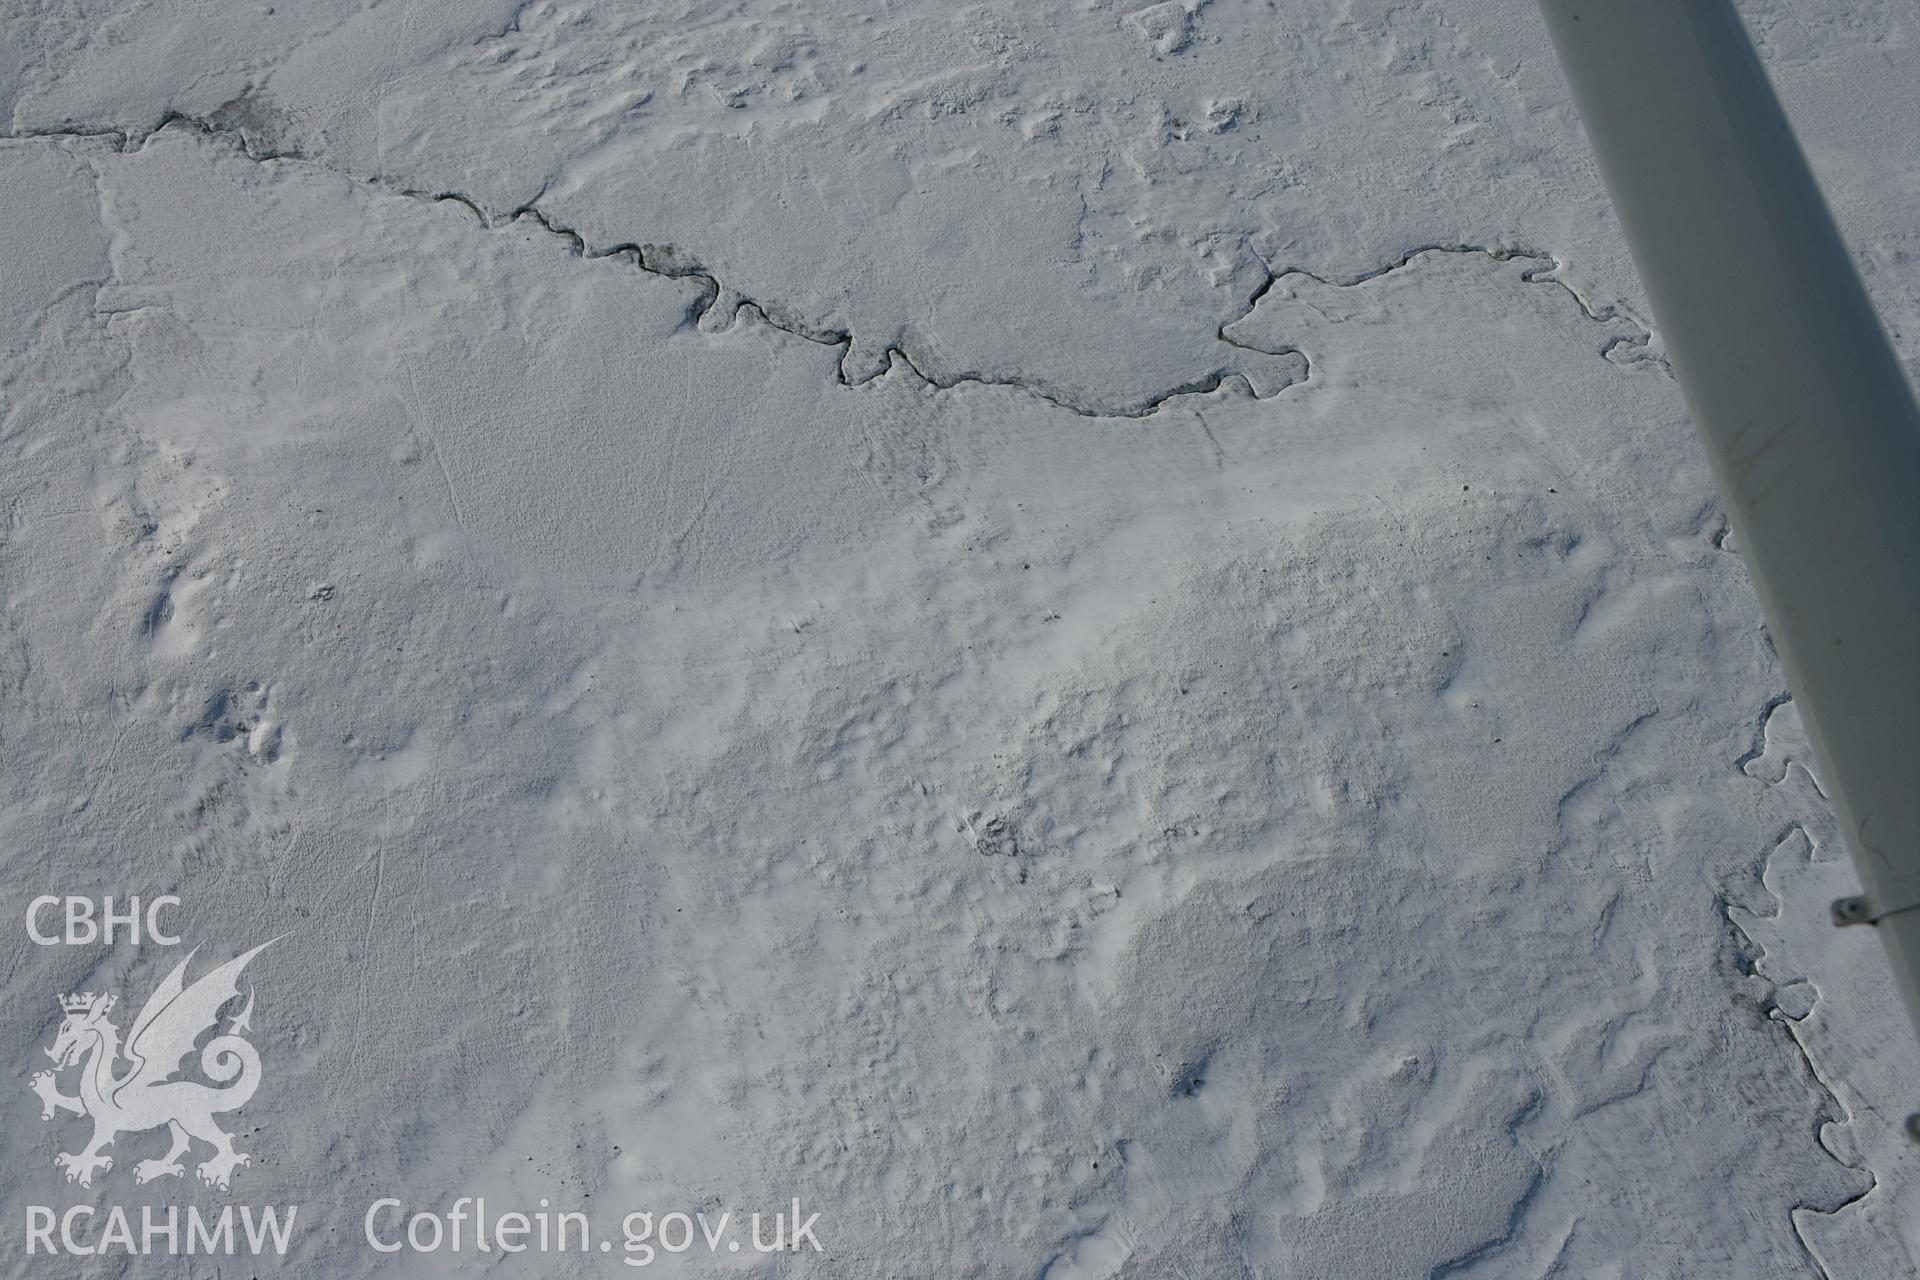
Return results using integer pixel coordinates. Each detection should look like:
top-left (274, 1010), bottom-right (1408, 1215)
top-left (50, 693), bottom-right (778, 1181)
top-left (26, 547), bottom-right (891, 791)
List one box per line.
top-left (2, 2), bottom-right (1915, 1275)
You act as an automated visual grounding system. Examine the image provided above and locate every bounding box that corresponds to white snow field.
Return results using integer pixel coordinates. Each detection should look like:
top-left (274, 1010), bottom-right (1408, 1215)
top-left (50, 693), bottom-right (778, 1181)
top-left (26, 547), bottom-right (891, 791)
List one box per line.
top-left (2, 1), bottom-right (1916, 1276)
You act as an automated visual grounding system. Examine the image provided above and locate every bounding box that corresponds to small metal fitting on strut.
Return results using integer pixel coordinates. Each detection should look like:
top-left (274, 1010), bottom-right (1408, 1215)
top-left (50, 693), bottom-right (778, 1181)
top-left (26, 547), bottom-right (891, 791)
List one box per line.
top-left (1831, 896), bottom-right (1875, 928)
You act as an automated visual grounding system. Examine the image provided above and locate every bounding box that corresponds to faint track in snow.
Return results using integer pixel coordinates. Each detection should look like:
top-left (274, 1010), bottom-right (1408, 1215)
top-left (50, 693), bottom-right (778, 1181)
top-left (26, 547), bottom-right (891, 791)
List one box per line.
top-left (8, 110), bottom-right (1663, 421)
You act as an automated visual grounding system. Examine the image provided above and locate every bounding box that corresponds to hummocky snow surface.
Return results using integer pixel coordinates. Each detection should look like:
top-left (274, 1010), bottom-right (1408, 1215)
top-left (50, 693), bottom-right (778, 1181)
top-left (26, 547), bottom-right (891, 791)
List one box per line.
top-left (2, 1), bottom-right (1917, 1276)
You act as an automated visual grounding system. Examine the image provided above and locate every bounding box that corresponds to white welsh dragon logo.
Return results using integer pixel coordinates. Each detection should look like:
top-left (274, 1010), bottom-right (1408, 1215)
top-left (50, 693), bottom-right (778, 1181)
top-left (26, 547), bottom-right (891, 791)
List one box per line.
top-left (30, 941), bottom-right (275, 1190)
